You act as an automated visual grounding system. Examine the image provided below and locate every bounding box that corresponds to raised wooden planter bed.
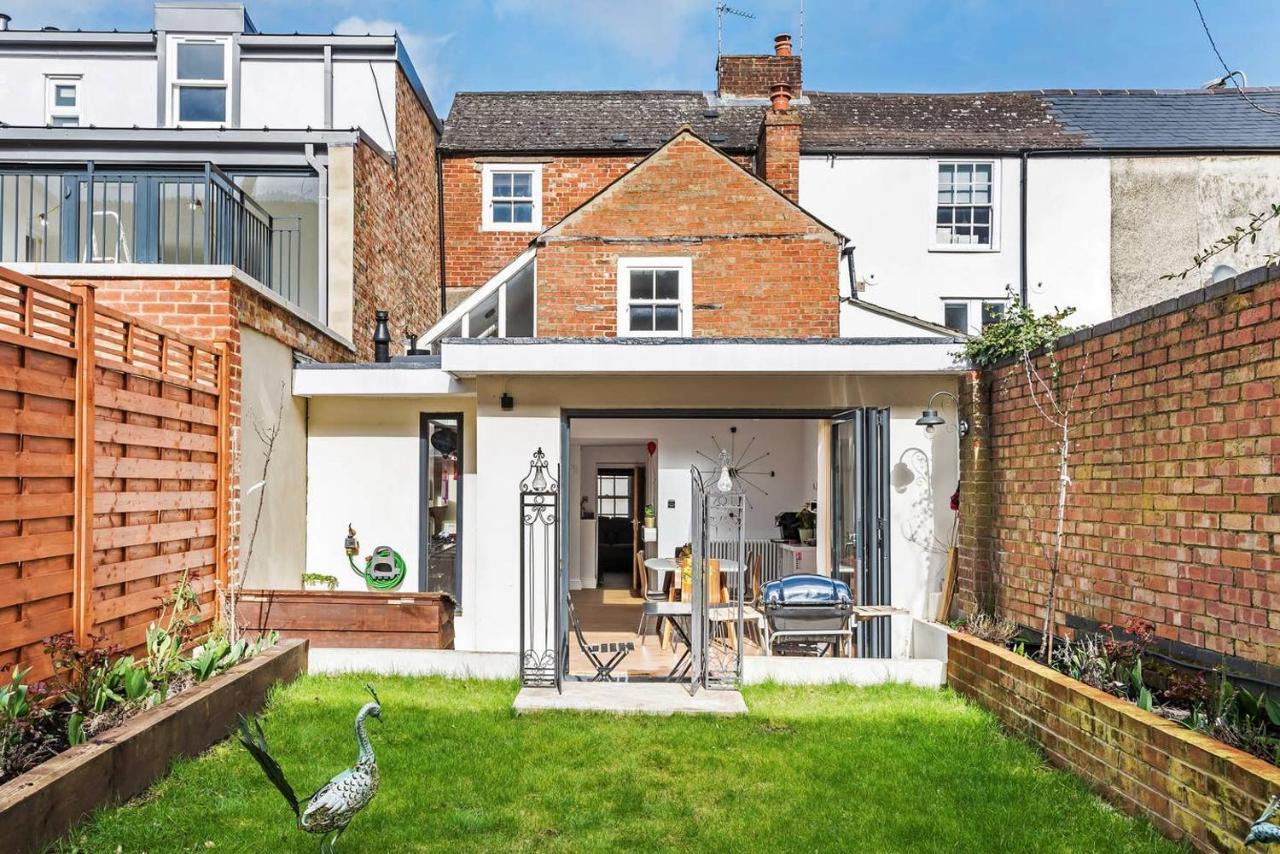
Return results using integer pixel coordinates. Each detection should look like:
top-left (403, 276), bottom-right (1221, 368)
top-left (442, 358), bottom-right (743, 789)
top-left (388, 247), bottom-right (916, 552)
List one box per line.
top-left (948, 632), bottom-right (1280, 853)
top-left (237, 589), bottom-right (455, 649)
top-left (0, 638), bottom-right (307, 854)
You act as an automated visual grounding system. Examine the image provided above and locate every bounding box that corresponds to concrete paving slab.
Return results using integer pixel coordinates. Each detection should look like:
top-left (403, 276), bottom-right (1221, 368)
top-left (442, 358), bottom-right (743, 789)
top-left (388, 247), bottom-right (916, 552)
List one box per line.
top-left (514, 682), bottom-right (748, 716)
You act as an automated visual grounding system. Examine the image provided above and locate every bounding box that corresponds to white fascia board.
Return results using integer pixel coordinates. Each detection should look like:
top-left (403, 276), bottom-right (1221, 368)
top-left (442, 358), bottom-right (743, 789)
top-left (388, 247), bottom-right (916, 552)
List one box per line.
top-left (441, 340), bottom-right (967, 376)
top-left (293, 366), bottom-right (468, 397)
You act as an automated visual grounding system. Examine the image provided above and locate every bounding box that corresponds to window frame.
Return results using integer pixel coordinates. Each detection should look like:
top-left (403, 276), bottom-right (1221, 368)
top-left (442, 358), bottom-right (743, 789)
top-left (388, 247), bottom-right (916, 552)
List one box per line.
top-left (943, 301), bottom-right (970, 334)
top-left (166, 36), bottom-right (232, 128)
top-left (481, 162), bottom-right (543, 232)
top-left (596, 471), bottom-right (633, 519)
top-left (941, 296), bottom-right (1010, 335)
top-left (929, 159), bottom-right (1000, 253)
top-left (419, 412), bottom-right (465, 607)
top-left (616, 256), bottom-right (693, 338)
top-left (45, 75), bottom-right (82, 127)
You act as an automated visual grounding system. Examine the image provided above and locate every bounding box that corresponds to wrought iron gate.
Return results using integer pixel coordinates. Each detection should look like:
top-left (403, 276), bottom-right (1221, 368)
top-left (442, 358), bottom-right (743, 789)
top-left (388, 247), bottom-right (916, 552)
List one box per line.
top-left (689, 465), bottom-right (747, 694)
top-left (519, 448), bottom-right (563, 691)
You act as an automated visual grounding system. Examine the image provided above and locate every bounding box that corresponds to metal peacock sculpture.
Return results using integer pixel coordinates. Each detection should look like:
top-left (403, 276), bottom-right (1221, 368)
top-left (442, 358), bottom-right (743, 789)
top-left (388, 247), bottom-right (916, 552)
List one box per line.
top-left (1247, 796), bottom-right (1280, 846)
top-left (238, 684), bottom-right (383, 853)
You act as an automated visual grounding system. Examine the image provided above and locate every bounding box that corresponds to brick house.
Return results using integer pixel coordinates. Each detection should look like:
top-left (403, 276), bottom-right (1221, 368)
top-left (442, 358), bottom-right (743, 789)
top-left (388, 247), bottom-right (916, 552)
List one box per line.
top-left (297, 71), bottom-right (963, 677)
top-left (0, 2), bottom-right (444, 589)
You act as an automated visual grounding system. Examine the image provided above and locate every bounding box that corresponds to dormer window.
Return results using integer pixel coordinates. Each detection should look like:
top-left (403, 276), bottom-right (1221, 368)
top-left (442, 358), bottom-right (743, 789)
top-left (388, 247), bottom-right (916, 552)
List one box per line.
top-left (168, 37), bottom-right (230, 126)
top-left (482, 163), bottom-right (542, 231)
top-left (46, 76), bottom-right (80, 127)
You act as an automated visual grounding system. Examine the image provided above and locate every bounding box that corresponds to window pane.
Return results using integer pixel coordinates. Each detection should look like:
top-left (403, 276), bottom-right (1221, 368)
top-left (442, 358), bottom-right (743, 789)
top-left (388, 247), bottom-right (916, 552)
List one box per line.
top-left (492, 172), bottom-right (512, 197)
top-left (492, 201), bottom-right (512, 223)
top-left (974, 207), bottom-right (991, 225)
top-left (944, 303), bottom-right (969, 333)
top-left (630, 305), bottom-right (654, 331)
top-left (654, 269), bottom-right (679, 300)
top-left (177, 42), bottom-right (225, 80)
top-left (511, 202), bottom-right (533, 223)
top-left (654, 305), bottom-right (679, 331)
top-left (982, 302), bottom-right (1005, 327)
top-left (937, 164), bottom-right (954, 186)
top-left (974, 163), bottom-right (992, 184)
top-left (955, 208), bottom-right (971, 225)
top-left (54, 85), bottom-right (76, 107)
top-left (511, 172), bottom-right (532, 197)
top-left (50, 116), bottom-right (79, 127)
top-left (936, 208), bottom-right (953, 225)
top-left (955, 163), bottom-right (972, 183)
top-left (936, 227), bottom-right (953, 243)
top-left (630, 269), bottom-right (654, 300)
top-left (178, 86), bottom-right (226, 122)
top-left (424, 416), bottom-right (462, 602)
top-left (973, 226), bottom-right (991, 245)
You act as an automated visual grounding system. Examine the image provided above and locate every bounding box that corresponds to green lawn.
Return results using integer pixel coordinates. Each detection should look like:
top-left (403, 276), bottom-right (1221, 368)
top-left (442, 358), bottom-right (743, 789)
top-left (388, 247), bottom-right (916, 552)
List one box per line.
top-left (57, 676), bottom-right (1180, 853)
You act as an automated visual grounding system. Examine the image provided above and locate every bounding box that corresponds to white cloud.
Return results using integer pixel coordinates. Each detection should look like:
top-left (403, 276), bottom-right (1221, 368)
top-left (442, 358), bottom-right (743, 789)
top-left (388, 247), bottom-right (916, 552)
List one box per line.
top-left (334, 16), bottom-right (454, 106)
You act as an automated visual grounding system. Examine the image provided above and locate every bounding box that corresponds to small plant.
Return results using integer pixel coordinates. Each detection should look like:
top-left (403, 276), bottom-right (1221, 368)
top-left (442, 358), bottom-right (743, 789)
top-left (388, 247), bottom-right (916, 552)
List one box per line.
top-left (957, 613), bottom-right (1020, 646)
top-left (302, 573), bottom-right (340, 591)
top-left (643, 504), bottom-right (656, 519)
top-left (795, 504), bottom-right (817, 530)
top-left (960, 294), bottom-right (1076, 369)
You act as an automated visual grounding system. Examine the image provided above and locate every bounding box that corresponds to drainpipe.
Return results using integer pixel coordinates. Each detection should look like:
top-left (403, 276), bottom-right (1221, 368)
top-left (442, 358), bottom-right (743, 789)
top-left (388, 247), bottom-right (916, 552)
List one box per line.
top-left (1019, 150), bottom-right (1029, 305)
top-left (436, 140), bottom-right (447, 323)
top-left (840, 240), bottom-right (858, 302)
top-left (373, 310), bottom-right (391, 363)
top-left (303, 143), bottom-right (329, 325)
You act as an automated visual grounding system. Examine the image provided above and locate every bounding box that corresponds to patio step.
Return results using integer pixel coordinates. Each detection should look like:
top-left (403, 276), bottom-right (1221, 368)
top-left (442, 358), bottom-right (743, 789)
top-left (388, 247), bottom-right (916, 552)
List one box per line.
top-left (513, 682), bottom-right (747, 716)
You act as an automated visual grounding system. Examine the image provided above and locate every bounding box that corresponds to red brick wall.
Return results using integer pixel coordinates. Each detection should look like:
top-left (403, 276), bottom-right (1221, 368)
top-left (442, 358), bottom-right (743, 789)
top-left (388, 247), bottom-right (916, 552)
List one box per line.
top-left (757, 108), bottom-right (801, 204)
top-left (350, 69), bottom-right (442, 354)
top-left (957, 269), bottom-right (1280, 666)
top-left (716, 54), bottom-right (803, 98)
top-left (535, 133), bottom-right (838, 337)
top-left (442, 154), bottom-right (642, 294)
top-left (949, 632), bottom-right (1280, 853)
top-left (441, 150), bottom-right (761, 299)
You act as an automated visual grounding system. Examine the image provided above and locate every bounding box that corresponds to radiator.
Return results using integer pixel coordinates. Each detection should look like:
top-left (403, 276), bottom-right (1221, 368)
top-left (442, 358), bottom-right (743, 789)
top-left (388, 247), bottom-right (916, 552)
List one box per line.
top-left (707, 539), bottom-right (788, 585)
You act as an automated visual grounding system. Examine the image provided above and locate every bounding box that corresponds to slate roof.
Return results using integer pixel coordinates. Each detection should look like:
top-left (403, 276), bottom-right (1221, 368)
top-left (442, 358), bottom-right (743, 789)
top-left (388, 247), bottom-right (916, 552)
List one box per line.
top-left (1042, 89), bottom-right (1280, 150)
top-left (443, 88), bottom-right (1280, 155)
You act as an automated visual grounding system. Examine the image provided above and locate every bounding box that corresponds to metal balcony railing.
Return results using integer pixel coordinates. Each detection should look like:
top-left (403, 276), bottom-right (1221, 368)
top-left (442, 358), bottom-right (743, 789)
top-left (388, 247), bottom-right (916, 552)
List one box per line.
top-left (0, 163), bottom-right (304, 306)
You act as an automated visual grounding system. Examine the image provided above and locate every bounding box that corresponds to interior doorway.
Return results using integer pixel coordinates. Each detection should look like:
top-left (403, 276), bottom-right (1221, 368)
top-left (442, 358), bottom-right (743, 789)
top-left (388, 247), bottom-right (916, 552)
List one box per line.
top-left (595, 465), bottom-right (644, 589)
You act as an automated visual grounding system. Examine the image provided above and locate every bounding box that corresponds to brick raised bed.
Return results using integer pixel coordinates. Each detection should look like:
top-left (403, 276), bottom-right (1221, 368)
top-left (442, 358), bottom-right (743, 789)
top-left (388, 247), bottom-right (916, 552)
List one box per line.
top-left (948, 632), bottom-right (1280, 852)
top-left (237, 589), bottom-right (455, 649)
top-left (0, 638), bottom-right (308, 854)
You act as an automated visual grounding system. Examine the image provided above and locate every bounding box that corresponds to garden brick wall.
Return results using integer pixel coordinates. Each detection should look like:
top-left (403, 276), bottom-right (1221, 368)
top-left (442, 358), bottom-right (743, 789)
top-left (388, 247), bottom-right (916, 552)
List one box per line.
top-left (957, 265), bottom-right (1280, 668)
top-left (535, 132), bottom-right (839, 338)
top-left (949, 632), bottom-right (1280, 853)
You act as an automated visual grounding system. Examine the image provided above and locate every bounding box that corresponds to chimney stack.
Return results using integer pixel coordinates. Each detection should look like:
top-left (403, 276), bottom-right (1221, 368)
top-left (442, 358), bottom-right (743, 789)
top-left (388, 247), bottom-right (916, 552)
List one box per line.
top-left (757, 82), bottom-right (801, 203)
top-left (717, 32), bottom-right (802, 100)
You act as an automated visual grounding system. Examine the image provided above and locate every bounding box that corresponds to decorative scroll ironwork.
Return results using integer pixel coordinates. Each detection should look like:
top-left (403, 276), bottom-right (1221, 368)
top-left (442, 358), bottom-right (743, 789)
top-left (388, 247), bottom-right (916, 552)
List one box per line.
top-left (519, 448), bottom-right (562, 691)
top-left (689, 465), bottom-right (747, 694)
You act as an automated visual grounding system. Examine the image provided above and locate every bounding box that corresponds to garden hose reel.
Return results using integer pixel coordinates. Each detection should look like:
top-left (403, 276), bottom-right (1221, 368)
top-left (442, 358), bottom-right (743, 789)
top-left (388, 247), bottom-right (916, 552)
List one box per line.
top-left (345, 524), bottom-right (406, 590)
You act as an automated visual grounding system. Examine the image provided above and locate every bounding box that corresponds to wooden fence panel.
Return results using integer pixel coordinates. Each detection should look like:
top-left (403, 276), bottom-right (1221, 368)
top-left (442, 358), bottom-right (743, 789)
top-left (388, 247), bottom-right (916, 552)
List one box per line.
top-left (0, 272), bottom-right (81, 681)
top-left (0, 269), bottom-right (228, 679)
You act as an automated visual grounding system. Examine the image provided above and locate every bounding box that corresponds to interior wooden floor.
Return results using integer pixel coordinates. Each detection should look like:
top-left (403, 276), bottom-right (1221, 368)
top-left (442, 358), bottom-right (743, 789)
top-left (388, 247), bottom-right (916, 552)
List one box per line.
top-left (568, 588), bottom-right (766, 680)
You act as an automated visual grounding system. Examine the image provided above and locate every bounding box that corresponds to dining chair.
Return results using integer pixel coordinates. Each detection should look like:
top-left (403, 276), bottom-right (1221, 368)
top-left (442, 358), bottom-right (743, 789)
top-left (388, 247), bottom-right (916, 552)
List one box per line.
top-left (568, 597), bottom-right (633, 681)
top-left (634, 550), bottom-right (668, 644)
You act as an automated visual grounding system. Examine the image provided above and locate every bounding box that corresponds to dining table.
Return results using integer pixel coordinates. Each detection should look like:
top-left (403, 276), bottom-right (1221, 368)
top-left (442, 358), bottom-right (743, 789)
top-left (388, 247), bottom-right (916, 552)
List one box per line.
top-left (643, 556), bottom-right (742, 593)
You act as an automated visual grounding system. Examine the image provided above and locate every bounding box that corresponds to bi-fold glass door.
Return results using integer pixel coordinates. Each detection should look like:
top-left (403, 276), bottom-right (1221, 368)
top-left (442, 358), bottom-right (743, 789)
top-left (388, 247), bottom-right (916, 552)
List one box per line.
top-left (831, 408), bottom-right (891, 658)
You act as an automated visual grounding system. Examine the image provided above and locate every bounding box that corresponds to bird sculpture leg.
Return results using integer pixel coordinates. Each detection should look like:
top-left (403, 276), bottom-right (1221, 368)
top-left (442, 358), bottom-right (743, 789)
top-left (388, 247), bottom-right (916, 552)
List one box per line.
top-left (328, 825), bottom-right (347, 852)
top-left (319, 830), bottom-right (335, 854)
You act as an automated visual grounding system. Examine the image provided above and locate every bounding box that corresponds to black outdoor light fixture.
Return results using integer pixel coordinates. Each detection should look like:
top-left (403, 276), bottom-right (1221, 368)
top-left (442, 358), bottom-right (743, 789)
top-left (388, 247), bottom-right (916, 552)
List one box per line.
top-left (916, 391), bottom-right (969, 438)
top-left (500, 392), bottom-right (514, 411)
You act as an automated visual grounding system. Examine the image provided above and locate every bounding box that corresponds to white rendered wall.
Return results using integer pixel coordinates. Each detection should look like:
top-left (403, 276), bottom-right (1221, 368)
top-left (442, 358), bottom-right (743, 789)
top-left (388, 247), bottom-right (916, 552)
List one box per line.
top-left (303, 395), bottom-right (476, 606)
top-left (1025, 157), bottom-right (1112, 326)
top-left (0, 55), bottom-right (156, 127)
top-left (332, 59), bottom-right (398, 151)
top-left (238, 327), bottom-right (309, 589)
top-left (240, 58), bottom-right (325, 129)
top-left (801, 156), bottom-right (1021, 326)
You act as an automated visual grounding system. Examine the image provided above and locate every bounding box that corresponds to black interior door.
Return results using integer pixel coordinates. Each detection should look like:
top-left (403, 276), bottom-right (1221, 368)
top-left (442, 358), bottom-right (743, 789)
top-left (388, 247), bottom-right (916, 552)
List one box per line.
top-left (596, 468), bottom-right (636, 587)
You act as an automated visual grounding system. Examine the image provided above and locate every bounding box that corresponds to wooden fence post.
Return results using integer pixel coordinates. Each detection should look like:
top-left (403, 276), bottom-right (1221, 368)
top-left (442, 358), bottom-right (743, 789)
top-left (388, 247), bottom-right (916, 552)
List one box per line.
top-left (71, 283), bottom-right (96, 646)
top-left (214, 340), bottom-right (232, 591)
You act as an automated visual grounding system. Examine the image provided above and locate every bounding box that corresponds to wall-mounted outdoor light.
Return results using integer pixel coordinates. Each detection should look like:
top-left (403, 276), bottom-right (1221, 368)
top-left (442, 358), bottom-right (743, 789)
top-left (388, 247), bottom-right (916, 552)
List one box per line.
top-left (916, 391), bottom-right (969, 439)
top-left (501, 392), bottom-right (514, 411)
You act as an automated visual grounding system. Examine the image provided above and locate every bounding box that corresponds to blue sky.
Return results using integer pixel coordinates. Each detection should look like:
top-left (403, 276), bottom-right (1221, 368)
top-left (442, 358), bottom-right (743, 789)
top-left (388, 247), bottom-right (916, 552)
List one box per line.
top-left (7, 1), bottom-right (1280, 115)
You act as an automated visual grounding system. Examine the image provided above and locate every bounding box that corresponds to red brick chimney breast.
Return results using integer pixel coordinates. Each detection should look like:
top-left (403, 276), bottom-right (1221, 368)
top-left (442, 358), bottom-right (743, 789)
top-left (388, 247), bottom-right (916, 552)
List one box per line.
top-left (717, 33), bottom-right (802, 99)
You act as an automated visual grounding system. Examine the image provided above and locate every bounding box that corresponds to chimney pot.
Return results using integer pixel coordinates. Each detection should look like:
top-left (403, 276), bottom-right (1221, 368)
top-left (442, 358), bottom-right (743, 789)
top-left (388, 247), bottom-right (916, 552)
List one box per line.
top-left (0, 13), bottom-right (10, 31)
top-left (774, 33), bottom-right (792, 56)
top-left (770, 82), bottom-right (793, 112)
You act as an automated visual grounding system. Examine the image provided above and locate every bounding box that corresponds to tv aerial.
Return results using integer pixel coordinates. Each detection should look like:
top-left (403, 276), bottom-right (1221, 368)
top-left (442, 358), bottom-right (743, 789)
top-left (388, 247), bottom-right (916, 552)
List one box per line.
top-left (716, 3), bottom-right (755, 57)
